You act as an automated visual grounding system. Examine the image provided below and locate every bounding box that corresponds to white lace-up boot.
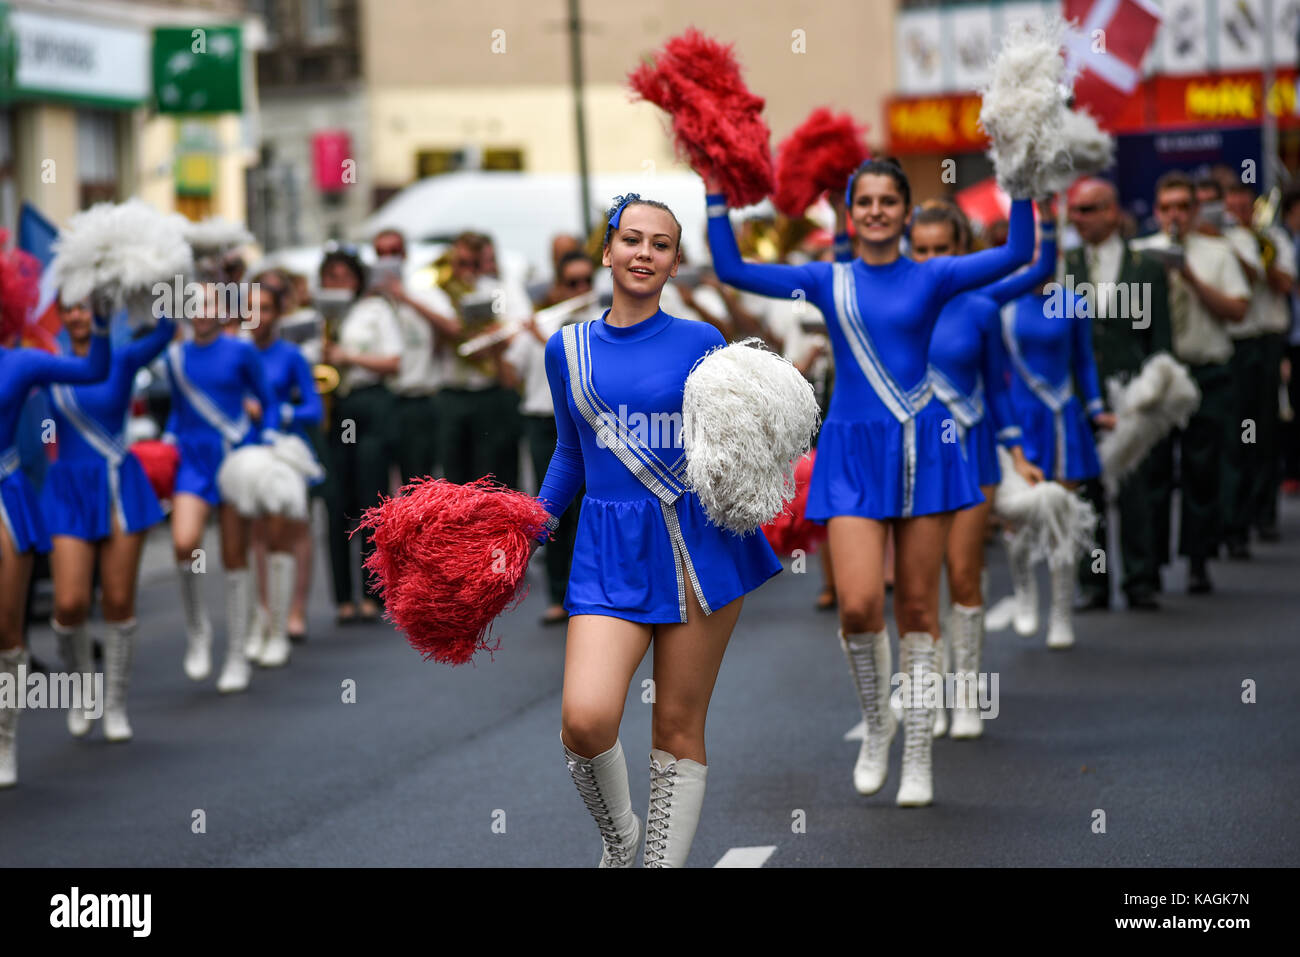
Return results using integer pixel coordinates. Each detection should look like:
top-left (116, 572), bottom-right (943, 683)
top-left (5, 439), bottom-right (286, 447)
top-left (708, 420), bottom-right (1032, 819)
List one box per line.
top-left (257, 552), bottom-right (294, 668)
top-left (949, 604), bottom-right (986, 739)
top-left (1009, 533), bottom-right (1039, 636)
top-left (643, 748), bottom-right (708, 868)
top-left (897, 632), bottom-right (938, 807)
top-left (1046, 559), bottom-right (1076, 649)
top-left (53, 619), bottom-right (94, 736)
top-left (177, 562), bottom-right (212, 680)
top-left (0, 647), bottom-right (27, 787)
top-left (563, 738), bottom-right (641, 867)
top-left (217, 569), bottom-right (252, 693)
top-left (102, 619), bottom-right (137, 742)
top-left (840, 628), bottom-right (895, 795)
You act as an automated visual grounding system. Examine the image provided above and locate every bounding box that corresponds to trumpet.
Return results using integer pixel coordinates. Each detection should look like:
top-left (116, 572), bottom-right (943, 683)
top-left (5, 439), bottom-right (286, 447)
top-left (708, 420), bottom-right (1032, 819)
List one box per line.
top-left (457, 288), bottom-right (603, 358)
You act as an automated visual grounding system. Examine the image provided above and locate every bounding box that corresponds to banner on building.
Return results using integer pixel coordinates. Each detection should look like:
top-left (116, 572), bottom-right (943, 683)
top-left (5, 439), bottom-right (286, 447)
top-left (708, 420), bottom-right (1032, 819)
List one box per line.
top-left (153, 25), bottom-right (242, 114)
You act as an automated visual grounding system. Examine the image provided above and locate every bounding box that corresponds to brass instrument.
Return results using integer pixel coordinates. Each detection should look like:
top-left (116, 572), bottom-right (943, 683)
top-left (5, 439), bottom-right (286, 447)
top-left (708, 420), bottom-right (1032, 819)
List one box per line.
top-left (457, 289), bottom-right (600, 358)
top-left (1253, 188), bottom-right (1281, 270)
top-left (312, 288), bottom-right (354, 427)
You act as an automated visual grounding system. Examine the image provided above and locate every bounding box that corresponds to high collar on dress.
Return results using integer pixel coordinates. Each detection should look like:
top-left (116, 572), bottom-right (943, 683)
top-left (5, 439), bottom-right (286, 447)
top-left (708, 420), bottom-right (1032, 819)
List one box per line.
top-left (594, 307), bottom-right (673, 343)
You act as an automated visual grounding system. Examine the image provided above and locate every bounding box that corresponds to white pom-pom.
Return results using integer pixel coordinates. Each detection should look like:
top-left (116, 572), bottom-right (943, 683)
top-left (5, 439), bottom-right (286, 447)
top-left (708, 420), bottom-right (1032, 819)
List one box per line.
top-left (216, 439), bottom-right (313, 520)
top-left (270, 433), bottom-right (325, 484)
top-left (1098, 353), bottom-right (1200, 496)
top-left (1060, 108), bottom-right (1115, 179)
top-left (217, 445), bottom-right (269, 518)
top-left (51, 199), bottom-right (194, 307)
top-left (183, 217), bottom-right (254, 256)
top-left (993, 446), bottom-right (1097, 567)
top-left (979, 19), bottom-right (1073, 198)
top-left (682, 338), bottom-right (821, 534)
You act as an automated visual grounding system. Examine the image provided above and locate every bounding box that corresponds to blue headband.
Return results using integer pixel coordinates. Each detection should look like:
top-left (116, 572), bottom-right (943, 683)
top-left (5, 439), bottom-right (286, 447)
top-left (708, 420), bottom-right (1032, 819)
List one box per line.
top-left (608, 193), bottom-right (641, 231)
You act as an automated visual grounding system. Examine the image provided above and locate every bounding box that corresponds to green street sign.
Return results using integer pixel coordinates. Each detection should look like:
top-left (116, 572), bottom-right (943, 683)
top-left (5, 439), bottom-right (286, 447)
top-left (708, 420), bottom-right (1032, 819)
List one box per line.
top-left (153, 25), bottom-right (242, 114)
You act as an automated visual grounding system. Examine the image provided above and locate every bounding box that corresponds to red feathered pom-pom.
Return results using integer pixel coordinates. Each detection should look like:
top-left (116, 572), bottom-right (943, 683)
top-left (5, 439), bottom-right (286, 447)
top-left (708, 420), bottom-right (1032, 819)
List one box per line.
top-left (131, 441), bottom-right (180, 502)
top-left (355, 477), bottom-right (550, 666)
top-left (773, 108), bottom-right (870, 218)
top-left (628, 29), bottom-right (774, 208)
top-left (0, 229), bottom-right (42, 345)
top-left (762, 451), bottom-right (827, 556)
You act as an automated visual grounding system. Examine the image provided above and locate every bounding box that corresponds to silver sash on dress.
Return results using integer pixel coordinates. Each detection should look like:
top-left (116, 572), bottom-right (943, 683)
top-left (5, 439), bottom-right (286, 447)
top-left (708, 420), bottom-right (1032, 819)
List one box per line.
top-left (561, 321), bottom-right (710, 622)
top-left (0, 446), bottom-right (21, 549)
top-left (928, 364), bottom-right (984, 453)
top-left (830, 262), bottom-right (935, 517)
top-left (167, 341), bottom-right (250, 452)
top-left (50, 383), bottom-right (129, 532)
top-left (1000, 303), bottom-right (1073, 480)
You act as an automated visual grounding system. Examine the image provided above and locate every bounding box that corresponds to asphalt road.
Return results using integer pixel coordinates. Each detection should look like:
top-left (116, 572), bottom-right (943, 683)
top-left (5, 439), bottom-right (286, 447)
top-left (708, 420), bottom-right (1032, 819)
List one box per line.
top-left (2, 497), bottom-right (1297, 867)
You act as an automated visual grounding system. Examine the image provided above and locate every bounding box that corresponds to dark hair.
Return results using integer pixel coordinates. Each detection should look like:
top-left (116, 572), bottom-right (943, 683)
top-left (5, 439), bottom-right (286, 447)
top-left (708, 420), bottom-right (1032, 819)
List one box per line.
top-left (319, 249), bottom-right (368, 300)
top-left (373, 228), bottom-right (407, 254)
top-left (601, 194), bottom-right (683, 251)
top-left (911, 199), bottom-right (971, 253)
top-left (1282, 186), bottom-right (1300, 219)
top-left (557, 249), bottom-right (593, 273)
top-left (251, 271), bottom-right (288, 313)
top-left (1224, 181), bottom-right (1255, 197)
top-left (1194, 177), bottom-right (1224, 200)
top-left (1155, 171), bottom-right (1197, 202)
top-left (847, 157), bottom-right (911, 211)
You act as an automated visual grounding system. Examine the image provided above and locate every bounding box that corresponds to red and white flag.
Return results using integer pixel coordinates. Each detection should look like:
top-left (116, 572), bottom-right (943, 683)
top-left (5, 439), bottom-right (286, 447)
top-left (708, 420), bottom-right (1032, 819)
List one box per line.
top-left (1063, 0), bottom-right (1162, 127)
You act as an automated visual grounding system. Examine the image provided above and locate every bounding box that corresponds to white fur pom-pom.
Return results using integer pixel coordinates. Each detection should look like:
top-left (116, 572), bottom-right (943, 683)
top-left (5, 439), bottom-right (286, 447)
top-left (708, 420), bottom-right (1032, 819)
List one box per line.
top-left (682, 338), bottom-right (821, 534)
top-left (217, 440), bottom-right (312, 519)
top-left (270, 433), bottom-right (325, 484)
top-left (993, 446), bottom-right (1098, 567)
top-left (979, 19), bottom-right (1072, 198)
top-left (1098, 353), bottom-right (1200, 496)
top-left (183, 217), bottom-right (254, 256)
top-left (217, 445), bottom-right (269, 519)
top-left (1060, 108), bottom-right (1115, 179)
top-left (52, 199), bottom-right (194, 307)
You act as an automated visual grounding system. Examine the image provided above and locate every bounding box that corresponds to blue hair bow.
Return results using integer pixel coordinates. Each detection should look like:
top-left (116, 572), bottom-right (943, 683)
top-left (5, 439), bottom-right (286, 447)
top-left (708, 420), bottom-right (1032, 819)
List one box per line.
top-left (608, 193), bottom-right (642, 231)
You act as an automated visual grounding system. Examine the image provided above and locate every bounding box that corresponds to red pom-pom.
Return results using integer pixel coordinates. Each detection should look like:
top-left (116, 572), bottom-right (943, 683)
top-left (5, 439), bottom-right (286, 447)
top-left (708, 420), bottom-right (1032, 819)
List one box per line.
top-left (0, 229), bottom-right (42, 344)
top-left (762, 451), bottom-right (827, 556)
top-left (628, 29), bottom-right (774, 208)
top-left (131, 441), bottom-right (180, 502)
top-left (355, 477), bottom-right (551, 666)
top-left (773, 108), bottom-right (870, 218)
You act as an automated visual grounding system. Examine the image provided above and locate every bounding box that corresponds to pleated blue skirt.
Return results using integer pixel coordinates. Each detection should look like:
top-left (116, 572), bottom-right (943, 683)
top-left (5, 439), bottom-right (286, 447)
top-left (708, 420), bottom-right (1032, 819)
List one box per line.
top-left (174, 434), bottom-right (226, 506)
top-left (41, 455), bottom-right (165, 540)
top-left (1017, 395), bottom-right (1101, 482)
top-left (962, 416), bottom-right (1003, 489)
top-left (0, 471), bottom-right (51, 554)
top-left (565, 488), bottom-right (782, 624)
top-left (806, 400), bottom-right (984, 521)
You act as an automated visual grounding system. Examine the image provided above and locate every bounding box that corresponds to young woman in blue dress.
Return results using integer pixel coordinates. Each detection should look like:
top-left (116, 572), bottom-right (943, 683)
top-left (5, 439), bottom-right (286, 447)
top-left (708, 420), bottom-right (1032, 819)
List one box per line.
top-left (536, 195), bottom-right (782, 867)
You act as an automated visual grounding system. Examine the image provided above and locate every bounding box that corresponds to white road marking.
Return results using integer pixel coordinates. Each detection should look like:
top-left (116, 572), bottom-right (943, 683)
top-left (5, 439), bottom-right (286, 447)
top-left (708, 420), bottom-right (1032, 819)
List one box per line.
top-left (844, 719), bottom-right (865, 741)
top-left (714, 845), bottom-right (777, 868)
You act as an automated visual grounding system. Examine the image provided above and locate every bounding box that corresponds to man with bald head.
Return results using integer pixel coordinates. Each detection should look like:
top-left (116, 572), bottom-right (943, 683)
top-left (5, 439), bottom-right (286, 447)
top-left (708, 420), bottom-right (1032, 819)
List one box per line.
top-left (1065, 178), bottom-right (1173, 609)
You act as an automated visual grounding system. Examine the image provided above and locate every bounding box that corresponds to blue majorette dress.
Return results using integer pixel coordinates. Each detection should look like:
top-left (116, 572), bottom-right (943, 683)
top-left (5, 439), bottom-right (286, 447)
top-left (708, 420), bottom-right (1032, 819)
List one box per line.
top-left (536, 309), bottom-right (781, 623)
top-left (40, 318), bottom-right (176, 540)
top-left (162, 335), bottom-right (281, 506)
top-left (256, 337), bottom-right (324, 487)
top-left (923, 225), bottom-right (1058, 488)
top-left (708, 193), bottom-right (1035, 520)
top-left (0, 316), bottom-right (111, 554)
top-left (1001, 286), bottom-right (1104, 482)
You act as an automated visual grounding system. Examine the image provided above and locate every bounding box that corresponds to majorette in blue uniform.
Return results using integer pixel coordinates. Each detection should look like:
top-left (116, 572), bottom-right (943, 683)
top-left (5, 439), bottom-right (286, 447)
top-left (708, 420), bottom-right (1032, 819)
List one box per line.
top-left (707, 192), bottom-right (1035, 521)
top-left (0, 313), bottom-right (111, 554)
top-left (925, 223), bottom-right (1059, 487)
top-left (537, 308), bottom-right (781, 623)
top-left (1000, 272), bottom-right (1104, 483)
top-left (40, 318), bottom-right (175, 540)
top-left (255, 337), bottom-right (323, 485)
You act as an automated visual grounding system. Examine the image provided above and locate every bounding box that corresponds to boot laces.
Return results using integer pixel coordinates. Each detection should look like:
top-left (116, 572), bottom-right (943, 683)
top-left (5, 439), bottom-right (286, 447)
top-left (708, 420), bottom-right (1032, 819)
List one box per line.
top-left (566, 753), bottom-right (633, 867)
top-left (643, 760), bottom-right (678, 867)
top-left (845, 641), bottom-right (888, 745)
top-left (901, 648), bottom-right (934, 776)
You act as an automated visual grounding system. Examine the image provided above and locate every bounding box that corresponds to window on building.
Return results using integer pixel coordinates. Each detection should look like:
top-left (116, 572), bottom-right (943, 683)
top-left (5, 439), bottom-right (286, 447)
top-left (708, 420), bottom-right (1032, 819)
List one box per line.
top-left (303, 0), bottom-right (341, 44)
top-left (415, 149), bottom-right (466, 178)
top-left (77, 110), bottom-right (119, 208)
top-left (482, 148), bottom-right (524, 171)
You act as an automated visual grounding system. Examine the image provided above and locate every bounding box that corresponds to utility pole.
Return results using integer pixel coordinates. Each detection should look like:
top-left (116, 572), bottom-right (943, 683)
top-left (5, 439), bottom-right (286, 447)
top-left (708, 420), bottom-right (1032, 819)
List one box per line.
top-left (567, 0), bottom-right (593, 239)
